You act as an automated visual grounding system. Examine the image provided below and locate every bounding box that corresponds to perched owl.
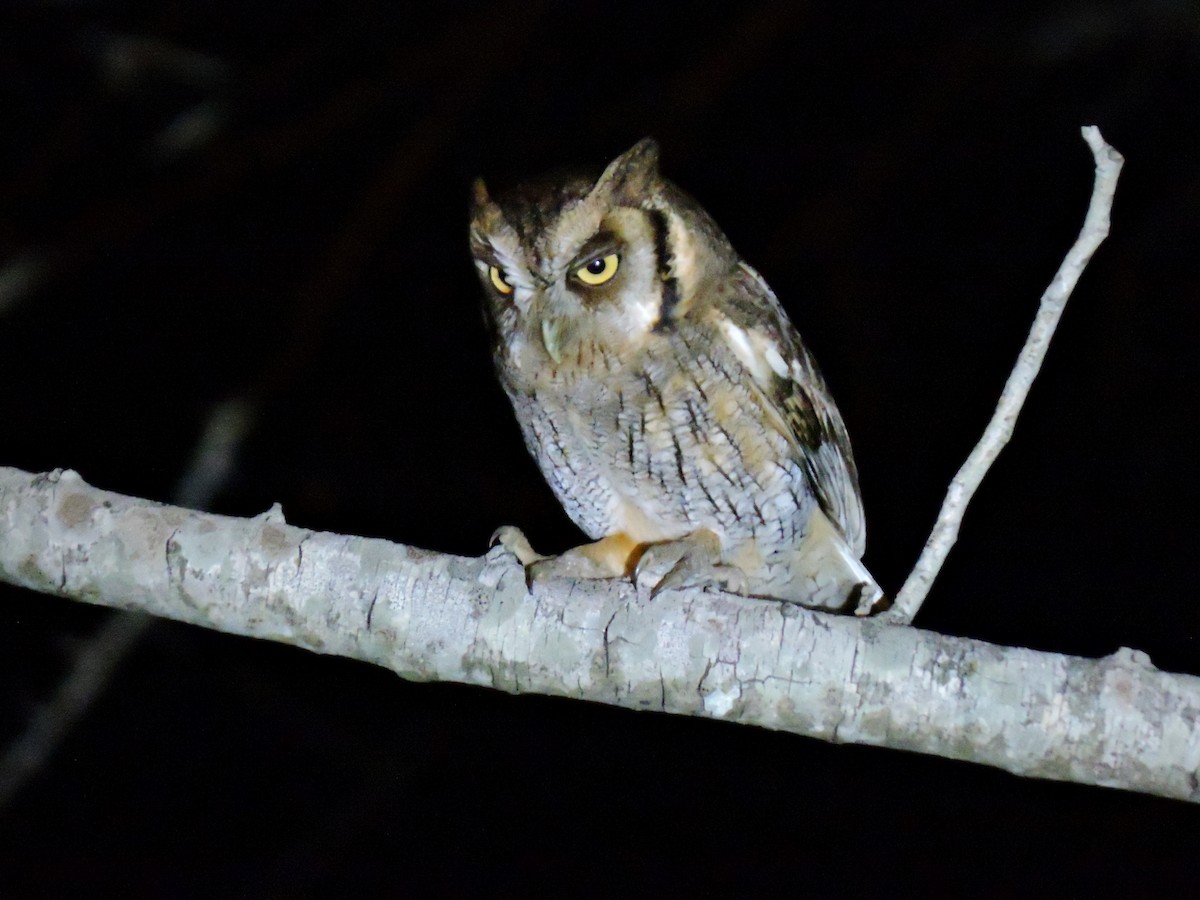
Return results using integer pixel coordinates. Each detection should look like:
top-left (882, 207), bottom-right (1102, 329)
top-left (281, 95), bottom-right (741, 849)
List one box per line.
top-left (470, 139), bottom-right (883, 614)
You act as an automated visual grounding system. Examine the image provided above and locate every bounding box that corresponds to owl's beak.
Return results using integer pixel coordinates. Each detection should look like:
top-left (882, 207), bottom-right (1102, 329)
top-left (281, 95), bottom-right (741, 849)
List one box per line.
top-left (540, 317), bottom-right (565, 364)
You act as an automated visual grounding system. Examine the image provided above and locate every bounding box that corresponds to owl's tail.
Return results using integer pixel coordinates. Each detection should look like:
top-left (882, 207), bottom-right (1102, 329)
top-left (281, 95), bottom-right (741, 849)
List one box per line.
top-left (786, 508), bottom-right (886, 615)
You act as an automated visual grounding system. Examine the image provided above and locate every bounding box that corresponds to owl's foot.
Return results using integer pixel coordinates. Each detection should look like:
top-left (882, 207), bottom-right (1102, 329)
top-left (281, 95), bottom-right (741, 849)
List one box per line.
top-left (489, 527), bottom-right (638, 591)
top-left (633, 531), bottom-right (748, 599)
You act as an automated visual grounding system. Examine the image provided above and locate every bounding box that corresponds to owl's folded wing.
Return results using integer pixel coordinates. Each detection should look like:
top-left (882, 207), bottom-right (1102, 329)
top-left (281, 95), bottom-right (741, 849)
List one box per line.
top-left (712, 263), bottom-right (867, 555)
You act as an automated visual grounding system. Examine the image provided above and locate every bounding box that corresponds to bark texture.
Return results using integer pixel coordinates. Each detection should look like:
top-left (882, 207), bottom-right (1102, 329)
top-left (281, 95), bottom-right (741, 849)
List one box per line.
top-left (2, 465), bottom-right (1198, 803)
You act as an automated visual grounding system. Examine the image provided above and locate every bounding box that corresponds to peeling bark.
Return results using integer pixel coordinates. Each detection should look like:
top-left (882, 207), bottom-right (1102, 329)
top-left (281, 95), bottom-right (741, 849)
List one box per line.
top-left (3, 465), bottom-right (1198, 804)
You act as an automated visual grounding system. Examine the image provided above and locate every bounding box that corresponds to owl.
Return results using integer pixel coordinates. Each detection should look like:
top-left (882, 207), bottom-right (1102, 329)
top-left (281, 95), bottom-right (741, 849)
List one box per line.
top-left (470, 139), bottom-right (883, 614)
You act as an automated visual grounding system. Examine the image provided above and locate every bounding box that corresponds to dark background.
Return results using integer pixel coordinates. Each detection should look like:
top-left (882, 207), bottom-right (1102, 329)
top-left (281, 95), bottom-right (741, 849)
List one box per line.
top-left (1, 1), bottom-right (1198, 895)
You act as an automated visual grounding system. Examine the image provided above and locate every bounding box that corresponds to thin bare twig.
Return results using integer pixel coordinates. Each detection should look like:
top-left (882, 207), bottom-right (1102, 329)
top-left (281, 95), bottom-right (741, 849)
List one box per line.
top-left (881, 126), bottom-right (1124, 625)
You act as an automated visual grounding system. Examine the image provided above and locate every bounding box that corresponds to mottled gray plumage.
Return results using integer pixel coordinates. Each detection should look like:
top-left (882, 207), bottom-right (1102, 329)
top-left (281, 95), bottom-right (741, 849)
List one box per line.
top-left (470, 139), bottom-right (882, 613)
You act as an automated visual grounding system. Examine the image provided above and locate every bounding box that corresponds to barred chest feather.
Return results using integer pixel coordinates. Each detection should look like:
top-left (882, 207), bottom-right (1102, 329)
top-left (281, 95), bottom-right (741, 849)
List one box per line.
top-left (503, 326), bottom-right (815, 555)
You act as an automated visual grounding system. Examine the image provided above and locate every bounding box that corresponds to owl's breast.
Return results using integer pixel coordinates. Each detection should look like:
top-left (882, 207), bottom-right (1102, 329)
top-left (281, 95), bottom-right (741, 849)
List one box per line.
top-left (505, 330), bottom-right (815, 552)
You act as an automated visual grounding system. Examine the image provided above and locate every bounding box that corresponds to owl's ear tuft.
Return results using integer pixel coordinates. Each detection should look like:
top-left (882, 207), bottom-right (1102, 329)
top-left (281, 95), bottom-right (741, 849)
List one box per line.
top-left (471, 178), bottom-right (492, 209)
top-left (594, 137), bottom-right (661, 201)
top-left (616, 137), bottom-right (660, 174)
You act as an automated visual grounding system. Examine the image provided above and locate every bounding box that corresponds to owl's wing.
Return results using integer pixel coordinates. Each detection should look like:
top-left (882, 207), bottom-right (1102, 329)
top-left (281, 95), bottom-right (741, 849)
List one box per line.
top-left (714, 263), bottom-right (866, 555)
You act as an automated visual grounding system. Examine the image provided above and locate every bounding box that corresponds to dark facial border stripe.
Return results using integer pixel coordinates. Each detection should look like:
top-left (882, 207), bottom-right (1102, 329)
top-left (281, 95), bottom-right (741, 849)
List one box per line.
top-left (648, 209), bottom-right (681, 331)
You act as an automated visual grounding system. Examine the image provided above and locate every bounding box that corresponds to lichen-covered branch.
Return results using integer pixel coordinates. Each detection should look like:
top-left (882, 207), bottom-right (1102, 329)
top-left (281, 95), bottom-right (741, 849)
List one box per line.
top-left (2, 465), bottom-right (1197, 804)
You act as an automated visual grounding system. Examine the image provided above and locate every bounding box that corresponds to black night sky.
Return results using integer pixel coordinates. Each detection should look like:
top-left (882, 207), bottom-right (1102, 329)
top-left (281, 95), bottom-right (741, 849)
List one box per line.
top-left (1, 2), bottom-right (1198, 895)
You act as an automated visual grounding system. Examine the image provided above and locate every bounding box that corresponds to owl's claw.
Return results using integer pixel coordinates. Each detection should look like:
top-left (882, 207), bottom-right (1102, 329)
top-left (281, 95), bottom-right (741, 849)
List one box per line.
top-left (646, 560), bottom-right (749, 599)
top-left (489, 525), bottom-right (547, 567)
top-left (486, 526), bottom-right (549, 592)
top-left (633, 531), bottom-right (748, 599)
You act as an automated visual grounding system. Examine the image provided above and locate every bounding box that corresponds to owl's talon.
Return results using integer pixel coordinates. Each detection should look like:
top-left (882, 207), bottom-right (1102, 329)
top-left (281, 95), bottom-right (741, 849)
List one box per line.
top-left (488, 525), bottom-right (547, 567)
top-left (647, 562), bottom-right (748, 599)
top-left (646, 559), bottom-right (690, 598)
top-left (634, 531), bottom-right (746, 598)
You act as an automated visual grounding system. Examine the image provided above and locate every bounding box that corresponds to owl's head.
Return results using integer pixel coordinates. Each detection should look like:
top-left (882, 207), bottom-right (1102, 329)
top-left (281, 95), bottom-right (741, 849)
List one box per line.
top-left (469, 138), bottom-right (737, 368)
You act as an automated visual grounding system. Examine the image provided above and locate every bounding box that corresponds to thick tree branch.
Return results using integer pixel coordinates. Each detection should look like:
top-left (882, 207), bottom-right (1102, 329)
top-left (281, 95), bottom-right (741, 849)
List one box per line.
top-left (0, 396), bottom-right (255, 807)
top-left (2, 465), bottom-right (1198, 804)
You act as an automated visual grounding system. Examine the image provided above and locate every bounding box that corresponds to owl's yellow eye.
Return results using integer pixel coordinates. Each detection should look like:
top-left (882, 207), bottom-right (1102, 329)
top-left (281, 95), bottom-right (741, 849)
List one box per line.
top-left (575, 253), bottom-right (619, 286)
top-left (489, 265), bottom-right (514, 294)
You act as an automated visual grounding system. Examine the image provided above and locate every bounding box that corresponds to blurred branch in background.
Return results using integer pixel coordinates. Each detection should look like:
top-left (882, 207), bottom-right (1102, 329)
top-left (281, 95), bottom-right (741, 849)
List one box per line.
top-left (0, 396), bottom-right (254, 808)
top-left (0, 0), bottom-right (544, 811)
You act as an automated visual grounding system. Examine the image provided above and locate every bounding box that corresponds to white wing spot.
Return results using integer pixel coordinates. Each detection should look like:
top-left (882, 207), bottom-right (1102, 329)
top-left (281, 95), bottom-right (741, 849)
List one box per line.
top-left (762, 342), bottom-right (789, 379)
top-left (720, 320), bottom-right (769, 381)
top-left (720, 320), bottom-right (789, 382)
